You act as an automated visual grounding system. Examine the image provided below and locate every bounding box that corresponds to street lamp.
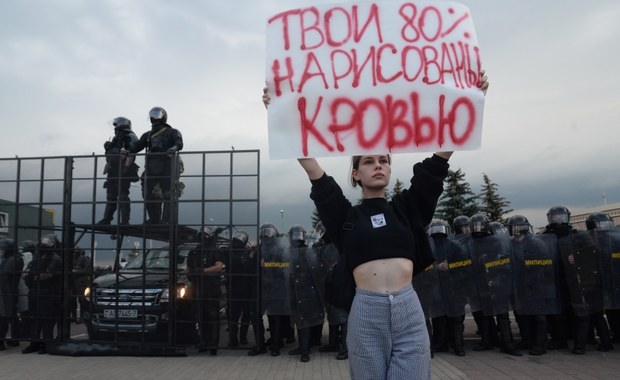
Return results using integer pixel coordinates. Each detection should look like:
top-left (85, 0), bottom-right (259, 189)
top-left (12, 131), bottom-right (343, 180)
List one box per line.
top-left (280, 209), bottom-right (284, 232)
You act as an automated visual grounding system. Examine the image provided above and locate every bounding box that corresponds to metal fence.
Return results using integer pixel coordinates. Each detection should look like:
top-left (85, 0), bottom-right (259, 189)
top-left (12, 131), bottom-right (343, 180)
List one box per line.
top-left (0, 150), bottom-right (261, 355)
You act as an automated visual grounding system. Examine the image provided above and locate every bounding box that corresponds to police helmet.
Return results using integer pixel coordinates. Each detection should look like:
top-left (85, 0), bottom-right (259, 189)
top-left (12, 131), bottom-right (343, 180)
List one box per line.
top-left (21, 240), bottom-right (37, 253)
top-left (470, 213), bottom-right (491, 237)
top-left (453, 215), bottom-right (470, 235)
top-left (489, 221), bottom-right (508, 235)
top-left (507, 215), bottom-right (531, 237)
top-left (288, 224), bottom-right (306, 244)
top-left (259, 223), bottom-right (278, 238)
top-left (149, 106), bottom-right (167, 125)
top-left (39, 234), bottom-right (59, 249)
top-left (547, 205), bottom-right (570, 226)
top-left (113, 116), bottom-right (132, 130)
top-left (232, 230), bottom-right (249, 248)
top-left (428, 219), bottom-right (450, 236)
top-left (585, 212), bottom-right (614, 231)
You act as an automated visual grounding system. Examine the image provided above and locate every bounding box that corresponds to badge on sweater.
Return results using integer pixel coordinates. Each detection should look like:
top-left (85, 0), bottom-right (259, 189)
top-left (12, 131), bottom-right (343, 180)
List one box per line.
top-left (371, 213), bottom-right (386, 228)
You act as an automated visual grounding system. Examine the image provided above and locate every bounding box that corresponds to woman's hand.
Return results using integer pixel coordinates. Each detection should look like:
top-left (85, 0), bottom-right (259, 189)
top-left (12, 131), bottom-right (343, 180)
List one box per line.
top-left (262, 86), bottom-right (270, 108)
top-left (478, 69), bottom-right (489, 96)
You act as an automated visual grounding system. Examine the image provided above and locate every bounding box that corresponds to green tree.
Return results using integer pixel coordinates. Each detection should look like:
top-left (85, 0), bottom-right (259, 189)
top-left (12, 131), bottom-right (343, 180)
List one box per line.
top-left (388, 178), bottom-right (405, 200)
top-left (478, 173), bottom-right (513, 222)
top-left (435, 169), bottom-right (479, 224)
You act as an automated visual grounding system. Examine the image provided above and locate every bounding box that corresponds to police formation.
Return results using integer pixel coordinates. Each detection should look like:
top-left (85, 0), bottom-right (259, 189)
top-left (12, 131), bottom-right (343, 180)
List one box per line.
top-left (416, 207), bottom-right (619, 358)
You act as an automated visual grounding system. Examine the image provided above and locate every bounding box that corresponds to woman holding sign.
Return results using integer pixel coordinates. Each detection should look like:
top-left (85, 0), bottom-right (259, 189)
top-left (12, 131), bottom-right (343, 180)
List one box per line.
top-left (263, 72), bottom-right (488, 379)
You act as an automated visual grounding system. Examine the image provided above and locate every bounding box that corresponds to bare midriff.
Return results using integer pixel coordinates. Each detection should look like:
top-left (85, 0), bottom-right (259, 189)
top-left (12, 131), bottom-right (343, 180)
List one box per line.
top-left (353, 257), bottom-right (413, 293)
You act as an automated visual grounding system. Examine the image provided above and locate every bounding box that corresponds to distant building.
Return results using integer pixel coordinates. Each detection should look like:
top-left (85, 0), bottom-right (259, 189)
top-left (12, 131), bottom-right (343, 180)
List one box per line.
top-left (0, 199), bottom-right (55, 242)
top-left (570, 202), bottom-right (620, 230)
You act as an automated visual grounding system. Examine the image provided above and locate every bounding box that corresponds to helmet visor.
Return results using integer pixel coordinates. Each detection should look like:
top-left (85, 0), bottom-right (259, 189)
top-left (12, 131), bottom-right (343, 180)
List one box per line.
top-left (596, 220), bottom-right (614, 231)
top-left (260, 227), bottom-right (277, 238)
top-left (548, 213), bottom-right (569, 225)
top-left (428, 224), bottom-right (448, 235)
top-left (149, 108), bottom-right (165, 120)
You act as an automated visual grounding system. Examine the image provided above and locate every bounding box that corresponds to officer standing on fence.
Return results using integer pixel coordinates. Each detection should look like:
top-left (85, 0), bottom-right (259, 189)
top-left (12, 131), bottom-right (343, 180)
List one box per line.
top-left (97, 116), bottom-right (139, 225)
top-left (130, 107), bottom-right (183, 224)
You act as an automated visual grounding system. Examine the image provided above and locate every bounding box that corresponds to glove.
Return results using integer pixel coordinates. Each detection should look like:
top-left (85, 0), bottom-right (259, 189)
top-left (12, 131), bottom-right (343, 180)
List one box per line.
top-left (167, 146), bottom-right (178, 154)
top-left (104, 141), bottom-right (111, 150)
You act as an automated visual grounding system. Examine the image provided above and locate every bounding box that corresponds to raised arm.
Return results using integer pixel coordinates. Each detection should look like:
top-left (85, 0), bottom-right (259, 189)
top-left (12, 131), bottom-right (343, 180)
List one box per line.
top-left (432, 69), bottom-right (489, 162)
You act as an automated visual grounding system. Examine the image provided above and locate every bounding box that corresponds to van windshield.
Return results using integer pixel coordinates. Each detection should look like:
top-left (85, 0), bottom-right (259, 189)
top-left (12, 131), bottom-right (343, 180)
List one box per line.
top-left (122, 247), bottom-right (190, 271)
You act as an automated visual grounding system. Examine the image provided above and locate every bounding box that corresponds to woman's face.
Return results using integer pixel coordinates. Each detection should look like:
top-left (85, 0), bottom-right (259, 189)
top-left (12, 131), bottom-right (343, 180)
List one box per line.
top-left (352, 155), bottom-right (391, 192)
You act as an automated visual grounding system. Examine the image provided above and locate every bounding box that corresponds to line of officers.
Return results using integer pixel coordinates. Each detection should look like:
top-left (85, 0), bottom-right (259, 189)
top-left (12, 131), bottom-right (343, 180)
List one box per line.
top-left (186, 223), bottom-right (346, 363)
top-left (415, 206), bottom-right (619, 358)
top-left (0, 234), bottom-right (90, 354)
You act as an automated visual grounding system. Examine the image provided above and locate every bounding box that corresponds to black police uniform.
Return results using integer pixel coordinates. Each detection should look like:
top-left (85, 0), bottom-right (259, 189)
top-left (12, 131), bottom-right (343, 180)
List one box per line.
top-left (99, 125), bottom-right (138, 224)
top-left (131, 122), bottom-right (183, 224)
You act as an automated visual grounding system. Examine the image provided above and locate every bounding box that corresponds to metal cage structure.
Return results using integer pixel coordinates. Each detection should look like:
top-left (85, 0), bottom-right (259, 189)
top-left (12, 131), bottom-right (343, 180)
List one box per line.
top-left (0, 149), bottom-right (260, 355)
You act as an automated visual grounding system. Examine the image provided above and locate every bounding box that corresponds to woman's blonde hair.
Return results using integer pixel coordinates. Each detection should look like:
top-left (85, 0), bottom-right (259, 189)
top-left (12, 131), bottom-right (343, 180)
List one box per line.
top-left (349, 154), bottom-right (392, 188)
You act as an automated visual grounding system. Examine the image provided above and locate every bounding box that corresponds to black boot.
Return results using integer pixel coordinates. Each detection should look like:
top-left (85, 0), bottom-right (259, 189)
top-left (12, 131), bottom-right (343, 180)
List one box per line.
top-left (497, 315), bottom-right (522, 356)
top-left (473, 316), bottom-right (494, 351)
top-left (319, 325), bottom-right (339, 352)
top-left (97, 204), bottom-right (116, 224)
top-left (529, 315), bottom-right (547, 355)
top-left (452, 319), bottom-right (466, 356)
top-left (572, 316), bottom-right (589, 354)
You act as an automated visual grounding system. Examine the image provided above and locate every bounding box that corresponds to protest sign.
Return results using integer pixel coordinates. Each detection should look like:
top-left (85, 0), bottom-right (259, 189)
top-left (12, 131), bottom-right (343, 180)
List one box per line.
top-left (265, 0), bottom-right (484, 159)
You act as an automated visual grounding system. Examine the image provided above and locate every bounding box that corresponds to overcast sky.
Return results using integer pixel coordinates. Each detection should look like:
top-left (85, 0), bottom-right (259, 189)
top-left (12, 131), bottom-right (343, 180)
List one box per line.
top-left (1, 0), bottom-right (619, 231)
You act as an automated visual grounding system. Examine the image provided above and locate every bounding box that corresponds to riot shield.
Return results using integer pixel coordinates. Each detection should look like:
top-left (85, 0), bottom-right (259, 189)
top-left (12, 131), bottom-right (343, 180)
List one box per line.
top-left (512, 234), bottom-right (561, 315)
top-left (470, 234), bottom-right (514, 316)
top-left (557, 231), bottom-right (604, 317)
top-left (260, 237), bottom-right (291, 316)
top-left (590, 230), bottom-right (620, 309)
top-left (413, 261), bottom-right (445, 320)
top-left (311, 242), bottom-right (340, 307)
top-left (449, 234), bottom-right (481, 313)
top-left (289, 246), bottom-right (325, 328)
top-left (434, 237), bottom-right (475, 317)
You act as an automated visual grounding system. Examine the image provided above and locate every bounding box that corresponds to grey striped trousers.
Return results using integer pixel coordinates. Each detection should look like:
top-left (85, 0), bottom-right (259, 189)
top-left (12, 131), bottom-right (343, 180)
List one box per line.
top-left (347, 284), bottom-right (431, 380)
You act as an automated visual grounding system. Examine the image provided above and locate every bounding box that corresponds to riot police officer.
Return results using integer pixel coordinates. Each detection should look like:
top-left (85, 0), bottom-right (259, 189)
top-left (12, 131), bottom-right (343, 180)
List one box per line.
top-left (315, 221), bottom-right (349, 360)
top-left (509, 215), bottom-right (557, 355)
top-left (186, 227), bottom-right (224, 355)
top-left (469, 213), bottom-right (521, 356)
top-left (453, 215), bottom-right (471, 236)
top-left (248, 223), bottom-right (280, 356)
top-left (543, 205), bottom-right (605, 354)
top-left (585, 212), bottom-right (615, 351)
top-left (98, 116), bottom-right (139, 224)
top-left (21, 235), bottom-right (62, 354)
top-left (130, 107), bottom-right (183, 224)
top-left (287, 224), bottom-right (324, 363)
top-left (227, 230), bottom-right (256, 348)
top-left (429, 219), bottom-right (471, 356)
top-left (0, 239), bottom-right (24, 350)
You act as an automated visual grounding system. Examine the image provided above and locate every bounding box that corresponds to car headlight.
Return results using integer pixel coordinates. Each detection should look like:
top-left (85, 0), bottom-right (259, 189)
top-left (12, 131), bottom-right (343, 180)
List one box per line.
top-left (84, 287), bottom-right (91, 301)
top-left (160, 285), bottom-right (188, 302)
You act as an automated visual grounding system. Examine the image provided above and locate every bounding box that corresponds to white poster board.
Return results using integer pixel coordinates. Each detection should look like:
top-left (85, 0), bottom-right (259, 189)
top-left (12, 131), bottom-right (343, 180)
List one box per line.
top-left (265, 0), bottom-right (485, 159)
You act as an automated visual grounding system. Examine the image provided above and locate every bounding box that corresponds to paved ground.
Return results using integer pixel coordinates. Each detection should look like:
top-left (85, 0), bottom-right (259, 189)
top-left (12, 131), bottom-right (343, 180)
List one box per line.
top-left (1, 317), bottom-right (619, 380)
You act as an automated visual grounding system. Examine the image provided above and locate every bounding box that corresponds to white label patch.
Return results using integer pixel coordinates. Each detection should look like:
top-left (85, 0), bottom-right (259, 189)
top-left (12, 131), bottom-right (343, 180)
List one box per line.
top-left (371, 213), bottom-right (387, 228)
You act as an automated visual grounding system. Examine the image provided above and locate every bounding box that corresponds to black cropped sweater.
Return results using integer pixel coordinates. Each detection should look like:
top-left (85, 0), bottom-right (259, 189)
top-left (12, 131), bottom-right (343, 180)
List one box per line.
top-left (309, 154), bottom-right (449, 277)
